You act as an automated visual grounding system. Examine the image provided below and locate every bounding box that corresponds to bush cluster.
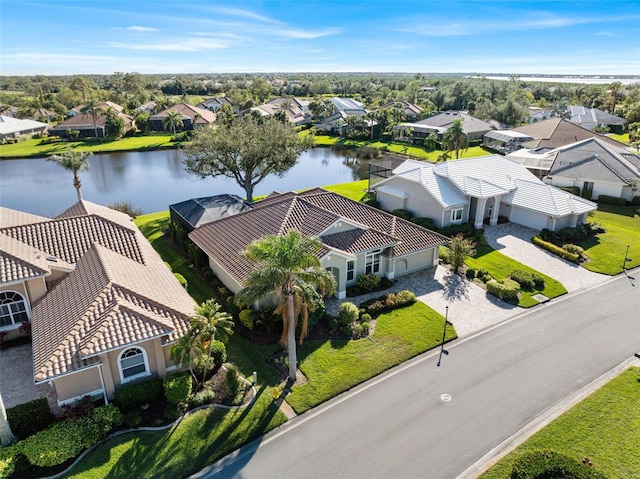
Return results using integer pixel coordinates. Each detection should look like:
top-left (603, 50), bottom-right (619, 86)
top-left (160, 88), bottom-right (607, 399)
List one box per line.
top-left (361, 290), bottom-right (417, 316)
top-left (597, 194), bottom-right (627, 206)
top-left (163, 372), bottom-right (193, 405)
top-left (114, 378), bottom-right (163, 410)
top-left (410, 216), bottom-right (436, 229)
top-left (466, 267), bottom-right (492, 283)
top-left (174, 272), bottom-right (188, 289)
top-left (510, 450), bottom-right (607, 479)
top-left (356, 273), bottom-right (381, 291)
top-left (631, 196), bottom-right (640, 205)
top-left (19, 405), bottom-right (123, 468)
top-left (486, 278), bottom-right (521, 301)
top-left (532, 236), bottom-right (581, 263)
top-left (557, 186), bottom-right (581, 196)
top-left (539, 224), bottom-right (601, 246)
top-left (509, 270), bottom-right (545, 291)
top-left (338, 301), bottom-right (359, 326)
top-left (6, 398), bottom-right (54, 440)
top-left (392, 209), bottom-right (413, 220)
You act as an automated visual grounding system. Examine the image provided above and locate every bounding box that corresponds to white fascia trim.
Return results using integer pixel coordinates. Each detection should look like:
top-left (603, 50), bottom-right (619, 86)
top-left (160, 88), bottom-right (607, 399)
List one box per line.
top-left (57, 388), bottom-right (105, 407)
top-left (318, 217), bottom-right (369, 237)
top-left (320, 246), bottom-right (355, 261)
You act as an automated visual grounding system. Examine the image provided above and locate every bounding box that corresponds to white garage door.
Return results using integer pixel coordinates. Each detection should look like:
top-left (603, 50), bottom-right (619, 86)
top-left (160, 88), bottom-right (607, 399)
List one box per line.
top-left (510, 207), bottom-right (549, 231)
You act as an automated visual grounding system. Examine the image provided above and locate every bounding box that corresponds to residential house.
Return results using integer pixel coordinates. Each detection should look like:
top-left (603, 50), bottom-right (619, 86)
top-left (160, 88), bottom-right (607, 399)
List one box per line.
top-left (169, 194), bottom-right (251, 232)
top-left (512, 118), bottom-right (628, 150)
top-left (331, 97), bottom-right (366, 114)
top-left (375, 155), bottom-right (596, 232)
top-left (568, 106), bottom-right (626, 133)
top-left (314, 110), bottom-right (373, 135)
top-left (396, 111), bottom-right (494, 142)
top-left (249, 97), bottom-right (311, 126)
top-left (189, 188), bottom-right (449, 300)
top-left (483, 130), bottom-right (534, 154)
top-left (135, 101), bottom-right (157, 114)
top-left (33, 108), bottom-right (58, 122)
top-left (540, 138), bottom-right (640, 201)
top-left (0, 200), bottom-right (195, 406)
top-left (49, 111), bottom-right (135, 139)
top-left (67, 102), bottom-right (124, 118)
top-left (527, 107), bottom-right (553, 123)
top-left (197, 96), bottom-right (234, 113)
top-left (148, 103), bottom-right (216, 132)
top-left (380, 101), bottom-right (422, 121)
top-left (0, 116), bottom-right (48, 141)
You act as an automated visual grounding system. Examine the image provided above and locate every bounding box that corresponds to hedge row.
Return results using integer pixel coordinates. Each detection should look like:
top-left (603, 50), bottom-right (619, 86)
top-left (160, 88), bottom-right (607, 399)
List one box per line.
top-left (509, 270), bottom-right (545, 291)
top-left (597, 194), bottom-right (626, 206)
top-left (114, 378), bottom-right (163, 410)
top-left (360, 290), bottom-right (417, 316)
top-left (163, 372), bottom-right (193, 405)
top-left (486, 278), bottom-right (521, 301)
top-left (532, 236), bottom-right (580, 263)
top-left (510, 450), bottom-right (607, 479)
top-left (6, 398), bottom-right (54, 440)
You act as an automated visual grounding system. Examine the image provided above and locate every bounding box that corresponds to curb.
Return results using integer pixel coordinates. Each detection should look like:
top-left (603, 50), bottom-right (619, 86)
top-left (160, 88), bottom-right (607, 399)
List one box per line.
top-left (455, 356), bottom-right (640, 479)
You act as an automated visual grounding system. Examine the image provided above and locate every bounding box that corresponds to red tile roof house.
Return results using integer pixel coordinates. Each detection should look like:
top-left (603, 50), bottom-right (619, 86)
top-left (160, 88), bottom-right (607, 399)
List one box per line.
top-left (49, 111), bottom-right (135, 139)
top-left (189, 188), bottom-right (449, 300)
top-left (148, 103), bottom-right (216, 132)
top-left (0, 201), bottom-right (195, 406)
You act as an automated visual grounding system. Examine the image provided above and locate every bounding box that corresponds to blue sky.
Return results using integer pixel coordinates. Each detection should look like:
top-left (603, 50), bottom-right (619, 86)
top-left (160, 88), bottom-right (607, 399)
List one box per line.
top-left (1, 0), bottom-right (639, 75)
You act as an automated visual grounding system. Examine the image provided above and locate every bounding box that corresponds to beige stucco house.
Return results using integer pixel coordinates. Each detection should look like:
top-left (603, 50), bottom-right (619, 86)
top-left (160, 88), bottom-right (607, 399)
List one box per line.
top-left (0, 201), bottom-right (195, 406)
top-left (189, 188), bottom-right (449, 300)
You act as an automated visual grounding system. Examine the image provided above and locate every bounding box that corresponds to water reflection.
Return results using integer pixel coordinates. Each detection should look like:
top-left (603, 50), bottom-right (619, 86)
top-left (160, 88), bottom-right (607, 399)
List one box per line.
top-left (0, 147), bottom-right (372, 216)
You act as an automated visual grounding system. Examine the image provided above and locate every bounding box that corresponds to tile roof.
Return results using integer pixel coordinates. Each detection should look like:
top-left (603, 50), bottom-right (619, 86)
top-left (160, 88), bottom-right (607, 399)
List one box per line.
top-left (568, 106), bottom-right (626, 127)
top-left (0, 207), bottom-right (51, 229)
top-left (0, 115), bottom-right (48, 136)
top-left (513, 118), bottom-right (627, 149)
top-left (505, 179), bottom-right (596, 217)
top-left (151, 103), bottom-right (216, 125)
top-left (0, 234), bottom-right (52, 284)
top-left (189, 189), bottom-right (448, 286)
top-left (412, 111), bottom-right (494, 135)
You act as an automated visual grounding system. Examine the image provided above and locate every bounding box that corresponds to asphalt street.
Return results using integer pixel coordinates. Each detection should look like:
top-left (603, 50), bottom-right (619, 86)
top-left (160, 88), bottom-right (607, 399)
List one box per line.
top-left (193, 270), bottom-right (640, 479)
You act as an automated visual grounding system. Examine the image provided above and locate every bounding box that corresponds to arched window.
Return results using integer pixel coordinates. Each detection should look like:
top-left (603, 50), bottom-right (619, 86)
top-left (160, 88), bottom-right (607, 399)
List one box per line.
top-left (118, 347), bottom-right (150, 382)
top-left (0, 291), bottom-right (29, 328)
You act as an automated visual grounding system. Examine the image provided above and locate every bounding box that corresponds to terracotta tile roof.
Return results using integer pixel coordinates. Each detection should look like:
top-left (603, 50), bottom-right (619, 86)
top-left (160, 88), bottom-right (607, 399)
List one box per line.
top-left (0, 207), bottom-right (51, 228)
top-left (1, 214), bottom-right (145, 264)
top-left (0, 234), bottom-right (50, 283)
top-left (32, 243), bottom-right (194, 382)
top-left (56, 200), bottom-right (136, 229)
top-left (513, 118), bottom-right (627, 149)
top-left (151, 103), bottom-right (216, 125)
top-left (189, 189), bottom-right (449, 286)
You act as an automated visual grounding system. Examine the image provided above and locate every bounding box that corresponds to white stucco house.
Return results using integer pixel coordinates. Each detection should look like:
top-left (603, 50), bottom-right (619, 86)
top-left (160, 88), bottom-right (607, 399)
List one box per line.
top-left (375, 155), bottom-right (597, 232)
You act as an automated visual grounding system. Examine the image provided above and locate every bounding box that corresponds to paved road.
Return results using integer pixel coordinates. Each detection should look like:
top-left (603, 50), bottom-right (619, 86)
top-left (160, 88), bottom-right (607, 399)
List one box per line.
top-left (194, 271), bottom-right (639, 479)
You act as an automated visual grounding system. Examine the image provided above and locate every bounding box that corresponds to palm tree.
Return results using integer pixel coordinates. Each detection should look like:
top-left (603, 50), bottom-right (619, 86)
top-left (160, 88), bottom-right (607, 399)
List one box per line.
top-left (0, 392), bottom-right (16, 446)
top-left (81, 98), bottom-right (103, 137)
top-left (47, 149), bottom-right (93, 201)
top-left (236, 230), bottom-right (336, 381)
top-left (162, 109), bottom-right (184, 135)
top-left (442, 119), bottom-right (469, 159)
top-left (170, 299), bottom-right (234, 384)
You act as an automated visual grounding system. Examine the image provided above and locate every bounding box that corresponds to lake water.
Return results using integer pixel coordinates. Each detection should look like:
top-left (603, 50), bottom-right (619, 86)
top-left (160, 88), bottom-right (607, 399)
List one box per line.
top-left (0, 147), bottom-right (371, 217)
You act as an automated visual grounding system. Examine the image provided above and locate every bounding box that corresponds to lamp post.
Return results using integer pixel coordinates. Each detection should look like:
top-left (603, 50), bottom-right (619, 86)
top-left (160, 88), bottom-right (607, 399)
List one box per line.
top-left (622, 245), bottom-right (631, 271)
top-left (437, 306), bottom-right (449, 367)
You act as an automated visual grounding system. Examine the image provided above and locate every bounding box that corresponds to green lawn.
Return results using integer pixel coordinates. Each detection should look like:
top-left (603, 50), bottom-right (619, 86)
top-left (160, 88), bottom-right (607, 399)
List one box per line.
top-left (465, 244), bottom-right (567, 307)
top-left (608, 132), bottom-right (629, 144)
top-left (312, 135), bottom-right (491, 161)
top-left (0, 135), bottom-right (179, 158)
top-left (480, 367), bottom-right (640, 479)
top-left (580, 205), bottom-right (640, 275)
top-left (321, 179), bottom-right (369, 201)
top-left (287, 302), bottom-right (457, 413)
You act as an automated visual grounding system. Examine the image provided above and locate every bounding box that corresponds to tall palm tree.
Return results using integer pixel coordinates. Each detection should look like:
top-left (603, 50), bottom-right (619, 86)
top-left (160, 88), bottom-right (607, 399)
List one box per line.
top-left (442, 118), bottom-right (469, 159)
top-left (81, 98), bottom-right (103, 137)
top-left (236, 230), bottom-right (336, 381)
top-left (170, 299), bottom-right (234, 384)
top-left (47, 149), bottom-right (93, 201)
top-left (162, 109), bottom-right (184, 135)
top-left (0, 391), bottom-right (16, 446)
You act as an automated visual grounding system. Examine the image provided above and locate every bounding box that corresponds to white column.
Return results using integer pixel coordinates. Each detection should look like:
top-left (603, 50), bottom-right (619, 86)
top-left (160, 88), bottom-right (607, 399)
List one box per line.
top-left (474, 198), bottom-right (487, 229)
top-left (489, 196), bottom-right (501, 226)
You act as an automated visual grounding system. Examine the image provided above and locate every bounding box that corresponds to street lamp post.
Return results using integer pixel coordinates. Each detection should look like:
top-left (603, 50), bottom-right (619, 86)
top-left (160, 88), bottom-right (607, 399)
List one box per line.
top-left (622, 245), bottom-right (631, 271)
top-left (437, 306), bottom-right (449, 367)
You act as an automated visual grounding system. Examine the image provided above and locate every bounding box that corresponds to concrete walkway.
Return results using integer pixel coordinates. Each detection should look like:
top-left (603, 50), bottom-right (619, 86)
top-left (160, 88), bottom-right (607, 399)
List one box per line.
top-left (484, 223), bottom-right (608, 292)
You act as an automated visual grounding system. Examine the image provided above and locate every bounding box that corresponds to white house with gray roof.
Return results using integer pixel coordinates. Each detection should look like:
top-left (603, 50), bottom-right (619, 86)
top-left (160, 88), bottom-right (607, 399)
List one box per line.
top-left (375, 156), bottom-right (596, 232)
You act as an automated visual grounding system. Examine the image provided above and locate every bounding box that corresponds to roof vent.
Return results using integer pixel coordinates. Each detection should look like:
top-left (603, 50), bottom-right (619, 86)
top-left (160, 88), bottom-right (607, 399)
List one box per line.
top-left (46, 255), bottom-right (58, 262)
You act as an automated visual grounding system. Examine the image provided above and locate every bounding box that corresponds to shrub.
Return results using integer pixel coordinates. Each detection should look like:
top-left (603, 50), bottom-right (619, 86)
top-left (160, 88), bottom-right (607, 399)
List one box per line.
top-left (557, 186), bottom-right (581, 196)
top-left (191, 389), bottom-right (216, 407)
top-left (124, 411), bottom-right (142, 428)
top-left (174, 272), bottom-right (188, 289)
top-left (361, 290), bottom-right (417, 316)
top-left (114, 378), bottom-right (163, 410)
top-left (356, 273), bottom-right (381, 292)
top-left (631, 195), bottom-right (640, 206)
top-left (597, 194), bottom-right (626, 206)
top-left (392, 209), bottom-right (413, 220)
top-left (352, 323), bottom-right (364, 337)
top-left (466, 267), bottom-right (477, 280)
top-left (0, 445), bottom-right (21, 479)
top-left (20, 405), bottom-right (123, 468)
top-left (239, 309), bottom-right (256, 330)
top-left (327, 316), bottom-right (339, 331)
top-left (439, 246), bottom-right (452, 264)
top-left (338, 302), bottom-right (359, 326)
top-left (360, 313), bottom-right (372, 323)
top-left (361, 321), bottom-right (370, 335)
top-left (6, 398), bottom-right (54, 440)
top-left (163, 372), bottom-right (192, 405)
top-left (563, 243), bottom-right (584, 256)
top-left (438, 222), bottom-right (473, 237)
top-left (225, 367), bottom-right (240, 397)
top-left (532, 236), bottom-right (580, 263)
top-left (486, 278), bottom-right (521, 301)
top-left (410, 217), bottom-right (435, 229)
top-left (509, 270), bottom-right (545, 291)
top-left (210, 339), bottom-right (228, 368)
top-left (510, 450), bottom-right (607, 479)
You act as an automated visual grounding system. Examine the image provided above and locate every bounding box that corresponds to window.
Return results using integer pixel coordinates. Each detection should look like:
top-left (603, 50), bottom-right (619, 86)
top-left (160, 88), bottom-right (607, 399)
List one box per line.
top-left (365, 251), bottom-right (381, 275)
top-left (118, 347), bottom-right (149, 382)
top-left (451, 208), bottom-right (463, 223)
top-left (0, 291), bottom-right (29, 328)
top-left (346, 260), bottom-right (355, 281)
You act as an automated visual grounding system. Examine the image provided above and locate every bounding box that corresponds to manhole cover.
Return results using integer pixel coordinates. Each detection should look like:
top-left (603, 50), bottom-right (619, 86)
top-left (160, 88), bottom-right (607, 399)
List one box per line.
top-left (532, 293), bottom-right (549, 303)
top-left (440, 393), bottom-right (452, 402)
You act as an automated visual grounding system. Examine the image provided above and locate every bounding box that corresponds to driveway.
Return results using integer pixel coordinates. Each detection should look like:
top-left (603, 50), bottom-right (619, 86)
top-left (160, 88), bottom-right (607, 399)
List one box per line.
top-left (484, 223), bottom-right (608, 292)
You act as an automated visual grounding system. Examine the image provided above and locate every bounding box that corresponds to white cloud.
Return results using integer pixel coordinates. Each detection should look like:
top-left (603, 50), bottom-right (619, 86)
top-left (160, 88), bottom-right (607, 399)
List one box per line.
top-left (205, 6), bottom-right (279, 24)
top-left (103, 38), bottom-right (233, 52)
top-left (262, 27), bottom-right (341, 39)
top-left (126, 26), bottom-right (158, 32)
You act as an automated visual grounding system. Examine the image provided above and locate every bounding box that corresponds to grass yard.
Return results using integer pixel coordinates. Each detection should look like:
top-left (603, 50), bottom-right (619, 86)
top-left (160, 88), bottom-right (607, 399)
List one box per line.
top-left (321, 179), bottom-right (369, 201)
top-left (465, 244), bottom-right (567, 307)
top-left (0, 135), bottom-right (179, 158)
top-left (607, 132), bottom-right (629, 144)
top-left (480, 367), bottom-right (640, 479)
top-left (286, 302), bottom-right (457, 413)
top-left (579, 205), bottom-right (640, 275)
top-left (312, 135), bottom-right (491, 161)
